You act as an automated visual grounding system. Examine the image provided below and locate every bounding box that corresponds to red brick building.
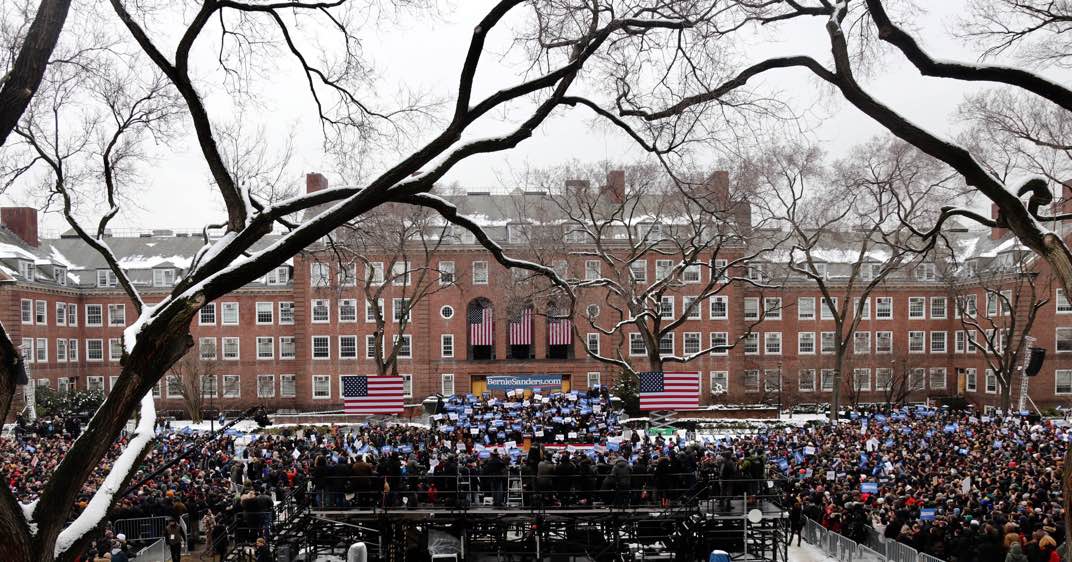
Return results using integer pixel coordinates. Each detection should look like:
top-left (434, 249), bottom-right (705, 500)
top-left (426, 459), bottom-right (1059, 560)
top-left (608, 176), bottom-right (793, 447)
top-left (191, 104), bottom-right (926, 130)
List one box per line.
top-left (4, 173), bottom-right (1071, 416)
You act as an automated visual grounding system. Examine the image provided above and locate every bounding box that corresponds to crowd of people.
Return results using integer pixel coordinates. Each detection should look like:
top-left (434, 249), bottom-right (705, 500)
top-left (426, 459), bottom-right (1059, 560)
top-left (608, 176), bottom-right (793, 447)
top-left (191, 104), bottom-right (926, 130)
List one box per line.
top-left (2, 393), bottom-right (1070, 562)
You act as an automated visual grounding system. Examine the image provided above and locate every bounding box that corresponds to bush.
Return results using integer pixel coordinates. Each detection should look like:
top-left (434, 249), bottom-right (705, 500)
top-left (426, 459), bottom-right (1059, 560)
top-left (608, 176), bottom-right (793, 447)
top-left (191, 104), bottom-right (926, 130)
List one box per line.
top-left (613, 370), bottom-right (640, 417)
top-left (35, 385), bottom-right (105, 418)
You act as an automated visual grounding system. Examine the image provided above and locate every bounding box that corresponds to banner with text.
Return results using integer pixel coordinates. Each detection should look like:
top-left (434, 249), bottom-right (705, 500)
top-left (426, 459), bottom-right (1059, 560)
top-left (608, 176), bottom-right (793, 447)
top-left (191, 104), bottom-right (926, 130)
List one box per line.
top-left (485, 374), bottom-right (564, 391)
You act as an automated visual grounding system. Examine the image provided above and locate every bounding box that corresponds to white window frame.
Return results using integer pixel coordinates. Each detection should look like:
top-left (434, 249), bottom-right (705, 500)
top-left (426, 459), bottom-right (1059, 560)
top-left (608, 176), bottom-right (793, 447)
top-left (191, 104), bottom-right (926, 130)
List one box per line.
top-left (257, 374), bottom-right (275, 398)
top-left (255, 302), bottom-right (274, 325)
top-left (280, 375), bottom-right (296, 398)
top-left (222, 336), bottom-right (240, 360)
top-left (930, 296), bottom-right (947, 320)
top-left (311, 336), bottom-right (330, 360)
top-left (441, 373), bottom-right (455, 396)
top-left (875, 297), bottom-right (893, 320)
top-left (312, 375), bottom-right (331, 399)
top-left (279, 302), bottom-right (295, 325)
top-left (709, 296), bottom-right (728, 320)
top-left (86, 304), bottom-right (103, 327)
top-left (710, 332), bottom-right (728, 356)
top-left (256, 337), bottom-right (274, 360)
top-left (908, 297), bottom-right (925, 320)
top-left (311, 299), bottom-right (330, 323)
top-left (797, 296), bottom-right (815, 320)
top-left (223, 374), bottom-right (241, 398)
top-left (930, 331), bottom-right (947, 354)
top-left (798, 332), bottom-right (816, 355)
top-left (279, 336), bottom-right (296, 359)
top-left (908, 331), bottom-right (925, 354)
top-left (220, 302), bottom-right (239, 325)
top-left (472, 261), bottom-right (489, 285)
top-left (798, 369), bottom-right (816, 392)
top-left (199, 303), bottom-right (216, 325)
top-left (764, 331), bottom-right (782, 355)
top-left (441, 334), bottom-right (454, 358)
top-left (339, 299), bottom-right (358, 323)
top-left (875, 331), bottom-right (893, 354)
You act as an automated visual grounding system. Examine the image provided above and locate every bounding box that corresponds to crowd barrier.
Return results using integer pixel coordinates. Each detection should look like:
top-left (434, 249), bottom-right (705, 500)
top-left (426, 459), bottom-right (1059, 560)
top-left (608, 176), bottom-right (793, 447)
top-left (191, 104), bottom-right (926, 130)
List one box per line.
top-left (801, 517), bottom-right (949, 562)
top-left (132, 538), bottom-right (171, 562)
top-left (111, 513), bottom-right (190, 552)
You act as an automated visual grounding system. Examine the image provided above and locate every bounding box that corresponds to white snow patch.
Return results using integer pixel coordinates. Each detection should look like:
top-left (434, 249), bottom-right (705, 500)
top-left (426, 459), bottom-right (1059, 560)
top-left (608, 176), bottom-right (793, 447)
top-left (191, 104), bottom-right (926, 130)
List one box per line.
top-left (788, 542), bottom-right (837, 562)
top-left (118, 254), bottom-right (193, 269)
top-left (54, 393), bottom-right (157, 557)
top-left (20, 499), bottom-right (38, 535)
top-left (123, 302), bottom-right (159, 353)
top-left (48, 246), bottom-right (77, 268)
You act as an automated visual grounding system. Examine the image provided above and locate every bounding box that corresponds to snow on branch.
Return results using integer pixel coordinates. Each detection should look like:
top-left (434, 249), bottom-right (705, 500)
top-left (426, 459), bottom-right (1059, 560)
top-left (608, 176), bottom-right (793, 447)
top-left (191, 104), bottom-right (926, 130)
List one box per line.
top-left (54, 392), bottom-right (157, 557)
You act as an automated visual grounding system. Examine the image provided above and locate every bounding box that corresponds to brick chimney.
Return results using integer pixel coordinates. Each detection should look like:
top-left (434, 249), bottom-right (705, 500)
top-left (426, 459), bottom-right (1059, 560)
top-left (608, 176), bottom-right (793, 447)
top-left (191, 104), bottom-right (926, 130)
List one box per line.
top-left (1, 207), bottom-right (38, 247)
top-left (306, 172), bottom-right (329, 194)
top-left (706, 170), bottom-right (730, 206)
top-left (991, 203), bottom-right (1007, 240)
top-left (565, 179), bottom-right (590, 192)
top-left (602, 170), bottom-right (625, 203)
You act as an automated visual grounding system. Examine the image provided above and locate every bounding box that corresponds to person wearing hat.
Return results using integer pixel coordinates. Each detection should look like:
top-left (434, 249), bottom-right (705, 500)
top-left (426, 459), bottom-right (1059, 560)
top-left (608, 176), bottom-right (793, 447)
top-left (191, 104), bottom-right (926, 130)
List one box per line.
top-left (164, 517), bottom-right (184, 562)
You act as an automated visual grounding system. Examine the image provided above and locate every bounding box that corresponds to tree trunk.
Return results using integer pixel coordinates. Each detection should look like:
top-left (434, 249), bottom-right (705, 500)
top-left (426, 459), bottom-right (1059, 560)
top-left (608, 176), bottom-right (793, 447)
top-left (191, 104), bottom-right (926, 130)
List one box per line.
top-left (999, 380), bottom-right (1012, 413)
top-left (830, 352), bottom-right (846, 424)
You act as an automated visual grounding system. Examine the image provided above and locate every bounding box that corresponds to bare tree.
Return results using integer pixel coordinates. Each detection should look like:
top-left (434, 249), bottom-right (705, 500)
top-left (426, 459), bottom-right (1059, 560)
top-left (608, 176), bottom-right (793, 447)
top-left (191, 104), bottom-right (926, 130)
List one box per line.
top-left (751, 138), bottom-right (958, 421)
top-left (952, 247), bottom-right (1050, 412)
top-left (0, 0), bottom-right (72, 145)
top-left (167, 352), bottom-right (219, 424)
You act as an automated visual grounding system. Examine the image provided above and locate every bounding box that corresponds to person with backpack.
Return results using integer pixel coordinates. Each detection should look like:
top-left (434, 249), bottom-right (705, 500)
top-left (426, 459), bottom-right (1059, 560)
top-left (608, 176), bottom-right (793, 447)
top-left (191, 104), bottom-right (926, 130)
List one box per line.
top-left (165, 517), bottom-right (184, 562)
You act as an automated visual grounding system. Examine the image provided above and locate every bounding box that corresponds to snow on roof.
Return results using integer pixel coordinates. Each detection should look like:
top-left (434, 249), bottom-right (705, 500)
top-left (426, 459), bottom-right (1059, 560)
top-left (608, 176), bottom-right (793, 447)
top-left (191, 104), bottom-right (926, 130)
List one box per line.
top-left (117, 254), bottom-right (193, 269)
top-left (0, 242), bottom-right (41, 262)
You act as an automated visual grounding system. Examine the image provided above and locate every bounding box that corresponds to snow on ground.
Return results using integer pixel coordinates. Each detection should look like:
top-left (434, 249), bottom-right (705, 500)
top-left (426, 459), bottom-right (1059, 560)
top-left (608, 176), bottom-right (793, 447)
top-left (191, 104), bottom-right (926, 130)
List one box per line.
top-left (788, 542), bottom-right (837, 562)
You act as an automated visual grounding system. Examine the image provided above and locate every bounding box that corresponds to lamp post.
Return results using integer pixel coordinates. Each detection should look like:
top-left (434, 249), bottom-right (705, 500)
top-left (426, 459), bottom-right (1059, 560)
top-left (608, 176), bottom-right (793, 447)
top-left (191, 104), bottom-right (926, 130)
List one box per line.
top-left (778, 361), bottom-right (783, 418)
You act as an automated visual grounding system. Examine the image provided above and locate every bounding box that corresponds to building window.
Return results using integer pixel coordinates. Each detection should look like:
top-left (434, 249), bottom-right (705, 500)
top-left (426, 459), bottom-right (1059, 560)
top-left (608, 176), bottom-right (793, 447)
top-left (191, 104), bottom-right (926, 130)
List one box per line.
top-left (223, 375), bottom-right (241, 398)
top-left (393, 298), bottom-right (411, 323)
top-left (710, 371), bottom-right (729, 393)
top-left (799, 369), bottom-right (816, 392)
top-left (221, 302), bottom-right (239, 325)
top-left (401, 374), bottom-right (413, 398)
top-left (312, 375), bottom-right (331, 399)
top-left (68, 339), bottom-right (77, 362)
top-left (337, 335), bottom-right (356, 359)
top-left (310, 263), bottom-right (330, 288)
top-left (586, 333), bottom-right (600, 355)
top-left (396, 335), bottom-right (412, 359)
top-left (86, 304), bottom-right (103, 327)
top-left (930, 331), bottom-right (947, 353)
top-left (587, 372), bottom-right (601, 389)
top-left (312, 336), bottom-right (330, 359)
top-left (683, 332), bottom-right (701, 355)
top-left (764, 297), bottom-right (782, 320)
top-left (107, 304), bottom-right (125, 326)
top-left (798, 332), bottom-right (816, 354)
top-left (585, 260), bottom-right (601, 281)
top-left (266, 266), bottom-right (290, 286)
top-left (85, 339), bottom-right (103, 362)
top-left (198, 337), bottom-right (217, 360)
top-left (366, 335), bottom-right (379, 359)
top-left (165, 375), bottom-right (182, 399)
top-left (764, 332), bottom-right (782, 355)
top-left (910, 368), bottom-right (926, 391)
top-left (821, 297), bottom-right (837, 320)
top-left (256, 302), bottom-right (274, 324)
top-left (660, 296), bottom-right (674, 319)
top-left (630, 260), bottom-right (648, 283)
top-left (908, 331), bottom-right (925, 353)
top-left (339, 299), bottom-right (357, 322)
top-left (710, 296), bottom-right (728, 320)
top-left (56, 339), bottom-right (67, 362)
top-left (743, 370), bottom-right (760, 392)
top-left (854, 332), bottom-right (870, 354)
top-left (199, 303), bottom-right (216, 325)
top-left (743, 298), bottom-right (760, 320)
top-left (441, 373), bottom-right (455, 396)
top-left (876, 331), bottom-right (892, 353)
top-left (710, 332), bottom-right (728, 355)
top-left (441, 334), bottom-right (454, 358)
top-left (18, 261), bottom-right (34, 280)
top-left (222, 337), bottom-right (240, 360)
top-left (743, 333), bottom-right (759, 355)
top-left (280, 375), bottom-right (296, 398)
top-left (472, 261), bottom-right (489, 284)
top-left (853, 368), bottom-right (871, 391)
top-left (20, 299), bottom-right (32, 324)
top-left (279, 337), bottom-right (296, 359)
top-left (109, 338), bottom-right (122, 362)
top-left (257, 375), bottom-right (275, 398)
top-left (365, 299), bottom-right (383, 323)
top-left (929, 368), bottom-right (947, 390)
top-left (659, 333), bottom-right (675, 356)
top-left (853, 297), bottom-right (870, 320)
top-left (151, 381), bottom-right (160, 398)
top-left (279, 302), bottom-right (295, 325)
top-left (930, 297), bottom-right (947, 319)
top-left (390, 261), bottom-right (411, 286)
top-left (820, 370), bottom-right (835, 392)
top-left (985, 370), bottom-right (998, 393)
top-left (365, 262), bottom-right (384, 285)
top-left (797, 297), bottom-right (815, 320)
top-left (965, 368), bottom-right (977, 392)
top-left (21, 338), bottom-right (33, 363)
top-left (875, 368), bottom-right (892, 391)
top-left (908, 297), bottom-right (925, 319)
top-left (655, 259), bottom-right (673, 281)
top-left (957, 294), bottom-right (978, 317)
top-left (682, 262), bottom-right (702, 283)
top-left (256, 337), bottom-right (274, 360)
top-left (683, 296), bottom-right (701, 320)
top-left (87, 376), bottom-right (104, 393)
top-left (97, 269), bottom-right (118, 288)
top-left (35, 338), bottom-right (47, 363)
top-left (439, 261), bottom-right (455, 285)
top-left (35, 300), bottom-right (46, 325)
top-left (56, 302), bottom-right (66, 325)
top-left (337, 263), bottom-right (357, 286)
top-left (311, 299), bottom-right (330, 323)
top-left (915, 263), bottom-right (936, 281)
top-left (875, 297), bottom-right (893, 319)
top-left (629, 333), bottom-right (646, 356)
top-left (820, 332), bottom-right (835, 354)
top-left (153, 268), bottom-right (175, 287)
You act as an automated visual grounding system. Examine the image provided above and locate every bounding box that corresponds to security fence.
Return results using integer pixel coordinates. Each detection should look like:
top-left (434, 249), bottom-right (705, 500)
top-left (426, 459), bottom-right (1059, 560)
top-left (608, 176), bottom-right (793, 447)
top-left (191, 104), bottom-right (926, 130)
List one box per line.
top-left (801, 517), bottom-right (945, 562)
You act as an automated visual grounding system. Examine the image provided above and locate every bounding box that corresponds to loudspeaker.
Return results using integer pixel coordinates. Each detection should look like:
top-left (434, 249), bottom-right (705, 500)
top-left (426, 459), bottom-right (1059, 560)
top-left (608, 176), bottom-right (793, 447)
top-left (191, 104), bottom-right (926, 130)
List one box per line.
top-left (1025, 347), bottom-right (1046, 377)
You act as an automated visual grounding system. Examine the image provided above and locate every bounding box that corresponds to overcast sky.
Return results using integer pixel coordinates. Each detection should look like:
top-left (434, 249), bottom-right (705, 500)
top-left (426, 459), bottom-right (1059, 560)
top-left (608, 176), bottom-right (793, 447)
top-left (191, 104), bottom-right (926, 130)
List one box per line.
top-left (6, 0), bottom-right (1067, 234)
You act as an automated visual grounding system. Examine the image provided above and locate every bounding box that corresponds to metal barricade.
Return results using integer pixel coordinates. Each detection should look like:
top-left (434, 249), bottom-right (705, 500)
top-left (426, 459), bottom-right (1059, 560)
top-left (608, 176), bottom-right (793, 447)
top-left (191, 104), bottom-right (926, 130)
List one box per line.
top-left (856, 543), bottom-right (886, 562)
top-left (918, 553), bottom-right (945, 562)
top-left (864, 526), bottom-right (887, 555)
top-left (113, 515), bottom-right (168, 543)
top-left (133, 538), bottom-right (171, 562)
top-left (832, 532), bottom-right (858, 561)
top-left (886, 538), bottom-right (919, 562)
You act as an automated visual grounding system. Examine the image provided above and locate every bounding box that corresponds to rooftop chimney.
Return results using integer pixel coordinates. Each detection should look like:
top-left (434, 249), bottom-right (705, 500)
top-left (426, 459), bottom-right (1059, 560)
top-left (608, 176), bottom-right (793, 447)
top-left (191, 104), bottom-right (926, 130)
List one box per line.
top-left (306, 172), bottom-right (329, 194)
top-left (991, 203), bottom-right (1007, 240)
top-left (565, 179), bottom-right (590, 192)
top-left (1, 207), bottom-right (38, 247)
top-left (706, 170), bottom-right (730, 206)
top-left (603, 170), bottom-right (625, 203)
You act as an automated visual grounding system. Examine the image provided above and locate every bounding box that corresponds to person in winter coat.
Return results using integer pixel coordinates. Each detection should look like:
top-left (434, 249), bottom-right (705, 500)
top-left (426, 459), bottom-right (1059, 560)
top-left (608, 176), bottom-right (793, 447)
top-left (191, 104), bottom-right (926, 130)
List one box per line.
top-left (1007, 542), bottom-right (1029, 562)
top-left (254, 537), bottom-right (272, 562)
top-left (1038, 536), bottom-right (1060, 562)
top-left (610, 456), bottom-right (631, 507)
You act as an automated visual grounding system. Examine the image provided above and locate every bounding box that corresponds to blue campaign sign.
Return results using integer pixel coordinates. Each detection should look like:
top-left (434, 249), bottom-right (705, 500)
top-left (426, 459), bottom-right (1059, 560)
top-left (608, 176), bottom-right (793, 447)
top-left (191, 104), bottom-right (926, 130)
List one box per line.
top-left (860, 482), bottom-right (878, 494)
top-left (776, 458), bottom-right (790, 472)
top-left (486, 374), bottom-right (563, 389)
top-left (920, 508), bottom-right (936, 521)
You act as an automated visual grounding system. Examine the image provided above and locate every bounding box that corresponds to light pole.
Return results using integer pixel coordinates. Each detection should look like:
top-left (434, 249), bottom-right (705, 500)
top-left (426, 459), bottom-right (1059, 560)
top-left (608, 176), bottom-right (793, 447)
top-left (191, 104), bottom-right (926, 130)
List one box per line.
top-left (778, 361), bottom-right (783, 418)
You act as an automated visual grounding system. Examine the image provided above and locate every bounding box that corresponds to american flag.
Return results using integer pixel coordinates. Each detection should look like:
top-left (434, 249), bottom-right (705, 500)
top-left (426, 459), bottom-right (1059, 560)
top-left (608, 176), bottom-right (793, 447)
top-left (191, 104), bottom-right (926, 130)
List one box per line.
top-left (341, 375), bottom-right (404, 415)
top-left (548, 317), bottom-right (572, 345)
top-left (469, 305), bottom-right (493, 346)
top-left (638, 372), bottom-right (700, 411)
top-left (510, 307), bottom-right (533, 345)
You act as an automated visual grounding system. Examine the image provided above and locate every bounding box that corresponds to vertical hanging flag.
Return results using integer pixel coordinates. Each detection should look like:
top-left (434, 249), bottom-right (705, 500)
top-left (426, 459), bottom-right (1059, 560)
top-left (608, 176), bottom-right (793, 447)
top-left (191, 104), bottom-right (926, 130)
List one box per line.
top-left (341, 375), bottom-right (404, 415)
top-left (548, 315), bottom-right (572, 345)
top-left (638, 372), bottom-right (700, 410)
top-left (510, 307), bottom-right (533, 345)
top-left (469, 305), bottom-right (493, 346)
